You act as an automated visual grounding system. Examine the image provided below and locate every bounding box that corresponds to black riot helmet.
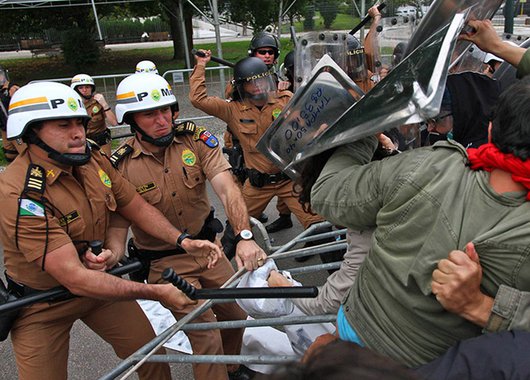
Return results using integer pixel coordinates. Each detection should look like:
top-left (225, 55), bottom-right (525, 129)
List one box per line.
top-left (248, 32), bottom-right (281, 59)
top-left (346, 35), bottom-right (367, 82)
top-left (392, 42), bottom-right (408, 67)
top-left (232, 57), bottom-right (277, 103)
top-left (282, 51), bottom-right (295, 88)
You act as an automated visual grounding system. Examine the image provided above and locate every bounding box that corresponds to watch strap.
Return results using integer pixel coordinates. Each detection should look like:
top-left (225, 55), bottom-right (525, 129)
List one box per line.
top-left (176, 232), bottom-right (192, 249)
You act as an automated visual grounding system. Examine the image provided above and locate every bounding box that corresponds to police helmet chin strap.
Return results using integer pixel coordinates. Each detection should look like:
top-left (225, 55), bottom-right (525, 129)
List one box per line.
top-left (130, 121), bottom-right (175, 147)
top-left (27, 132), bottom-right (91, 167)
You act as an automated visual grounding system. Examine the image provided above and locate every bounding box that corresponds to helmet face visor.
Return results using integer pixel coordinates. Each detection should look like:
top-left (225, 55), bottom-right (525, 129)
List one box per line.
top-left (237, 74), bottom-right (277, 103)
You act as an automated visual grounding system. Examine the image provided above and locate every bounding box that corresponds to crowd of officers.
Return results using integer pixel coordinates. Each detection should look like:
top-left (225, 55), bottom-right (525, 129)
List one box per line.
top-left (0, 27), bottom-right (339, 380)
top-left (3, 8), bottom-right (530, 380)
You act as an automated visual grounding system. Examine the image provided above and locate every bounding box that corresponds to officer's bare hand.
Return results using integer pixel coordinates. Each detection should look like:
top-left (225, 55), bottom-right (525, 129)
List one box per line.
top-left (431, 242), bottom-right (491, 325)
top-left (368, 4), bottom-right (381, 19)
top-left (93, 93), bottom-right (109, 109)
top-left (195, 49), bottom-right (211, 66)
top-left (82, 248), bottom-right (118, 271)
top-left (267, 270), bottom-right (293, 287)
top-left (278, 80), bottom-right (291, 91)
top-left (158, 283), bottom-right (197, 311)
top-left (235, 240), bottom-right (267, 271)
top-left (182, 238), bottom-right (222, 269)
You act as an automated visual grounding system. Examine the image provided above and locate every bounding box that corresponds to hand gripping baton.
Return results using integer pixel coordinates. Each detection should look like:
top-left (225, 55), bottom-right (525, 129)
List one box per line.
top-left (191, 49), bottom-right (236, 68)
top-left (349, 3), bottom-right (387, 36)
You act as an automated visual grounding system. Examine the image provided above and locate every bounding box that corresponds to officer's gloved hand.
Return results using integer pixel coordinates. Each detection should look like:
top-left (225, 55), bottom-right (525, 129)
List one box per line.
top-left (93, 93), bottom-right (109, 110)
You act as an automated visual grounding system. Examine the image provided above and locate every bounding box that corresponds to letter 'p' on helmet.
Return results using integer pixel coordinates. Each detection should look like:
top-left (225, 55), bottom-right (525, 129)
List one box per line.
top-left (7, 82), bottom-right (90, 140)
top-left (115, 73), bottom-right (177, 123)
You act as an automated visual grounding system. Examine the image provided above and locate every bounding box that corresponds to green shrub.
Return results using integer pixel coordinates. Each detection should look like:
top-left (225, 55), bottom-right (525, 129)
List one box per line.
top-left (62, 28), bottom-right (100, 69)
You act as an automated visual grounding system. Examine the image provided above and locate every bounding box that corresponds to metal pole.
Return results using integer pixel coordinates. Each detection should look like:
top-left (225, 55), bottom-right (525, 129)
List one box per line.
top-left (211, 0), bottom-right (226, 95)
top-left (504, 0), bottom-right (515, 34)
top-left (278, 0), bottom-right (283, 44)
top-left (360, 0), bottom-right (366, 42)
top-left (90, 0), bottom-right (103, 41)
top-left (179, 0), bottom-right (191, 68)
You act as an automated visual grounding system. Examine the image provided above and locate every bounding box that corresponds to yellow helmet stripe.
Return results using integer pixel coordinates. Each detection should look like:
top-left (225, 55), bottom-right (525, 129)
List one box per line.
top-left (9, 96), bottom-right (48, 111)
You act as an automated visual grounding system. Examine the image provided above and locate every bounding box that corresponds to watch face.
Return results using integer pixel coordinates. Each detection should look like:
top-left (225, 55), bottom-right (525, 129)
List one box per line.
top-left (240, 229), bottom-right (253, 240)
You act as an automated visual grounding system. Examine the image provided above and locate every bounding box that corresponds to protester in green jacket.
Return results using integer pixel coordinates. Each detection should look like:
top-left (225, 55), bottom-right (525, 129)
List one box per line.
top-left (308, 77), bottom-right (530, 367)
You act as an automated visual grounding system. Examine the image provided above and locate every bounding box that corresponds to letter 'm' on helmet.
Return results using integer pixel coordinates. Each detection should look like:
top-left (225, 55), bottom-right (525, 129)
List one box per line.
top-left (70, 74), bottom-right (96, 91)
top-left (115, 73), bottom-right (177, 123)
top-left (248, 32), bottom-right (281, 58)
top-left (135, 60), bottom-right (159, 74)
top-left (7, 82), bottom-right (90, 140)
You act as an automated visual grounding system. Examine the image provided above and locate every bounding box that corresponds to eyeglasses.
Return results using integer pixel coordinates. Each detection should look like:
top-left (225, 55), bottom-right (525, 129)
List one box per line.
top-left (256, 49), bottom-right (275, 56)
top-left (426, 112), bottom-right (452, 125)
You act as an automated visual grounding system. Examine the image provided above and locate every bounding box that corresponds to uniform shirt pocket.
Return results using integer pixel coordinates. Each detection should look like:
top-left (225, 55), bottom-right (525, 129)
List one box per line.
top-left (239, 121), bottom-right (260, 153)
top-left (139, 184), bottom-right (163, 206)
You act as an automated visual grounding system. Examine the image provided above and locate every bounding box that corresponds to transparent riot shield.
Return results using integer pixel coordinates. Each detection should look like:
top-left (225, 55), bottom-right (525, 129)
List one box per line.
top-left (494, 37), bottom-right (530, 92)
top-left (449, 43), bottom-right (487, 73)
top-left (260, 13), bottom-right (465, 176)
top-left (375, 16), bottom-right (416, 71)
top-left (256, 55), bottom-right (364, 178)
top-left (294, 32), bottom-right (348, 91)
top-left (405, 0), bottom-right (503, 67)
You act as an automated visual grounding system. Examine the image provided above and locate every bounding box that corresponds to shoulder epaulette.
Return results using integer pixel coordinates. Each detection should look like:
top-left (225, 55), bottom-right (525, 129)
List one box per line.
top-left (23, 163), bottom-right (46, 195)
top-left (174, 121), bottom-right (219, 148)
top-left (110, 144), bottom-right (134, 168)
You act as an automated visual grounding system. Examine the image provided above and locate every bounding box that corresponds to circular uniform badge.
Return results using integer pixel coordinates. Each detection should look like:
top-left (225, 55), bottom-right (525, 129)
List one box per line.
top-left (98, 169), bottom-right (112, 188)
top-left (182, 149), bottom-right (196, 166)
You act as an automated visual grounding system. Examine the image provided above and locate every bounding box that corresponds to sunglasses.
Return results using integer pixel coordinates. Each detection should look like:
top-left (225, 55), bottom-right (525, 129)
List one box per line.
top-left (256, 49), bottom-right (275, 56)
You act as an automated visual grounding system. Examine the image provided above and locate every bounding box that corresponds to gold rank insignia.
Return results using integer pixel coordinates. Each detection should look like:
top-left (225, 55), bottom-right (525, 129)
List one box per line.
top-left (46, 169), bottom-right (55, 178)
top-left (58, 210), bottom-right (80, 227)
top-left (272, 108), bottom-right (282, 119)
top-left (182, 149), bottom-right (196, 166)
top-left (31, 167), bottom-right (43, 178)
top-left (136, 182), bottom-right (157, 195)
top-left (98, 169), bottom-right (112, 188)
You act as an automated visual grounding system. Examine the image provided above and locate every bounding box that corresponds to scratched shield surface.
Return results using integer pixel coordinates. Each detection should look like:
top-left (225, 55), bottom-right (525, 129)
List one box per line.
top-left (257, 55), bottom-right (364, 178)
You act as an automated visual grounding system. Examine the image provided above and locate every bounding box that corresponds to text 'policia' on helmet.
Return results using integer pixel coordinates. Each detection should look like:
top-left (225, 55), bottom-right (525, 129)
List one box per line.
top-left (7, 81), bottom-right (90, 140)
top-left (70, 74), bottom-right (96, 91)
top-left (248, 32), bottom-right (281, 58)
top-left (115, 73), bottom-right (177, 124)
top-left (135, 60), bottom-right (159, 74)
top-left (233, 57), bottom-right (277, 102)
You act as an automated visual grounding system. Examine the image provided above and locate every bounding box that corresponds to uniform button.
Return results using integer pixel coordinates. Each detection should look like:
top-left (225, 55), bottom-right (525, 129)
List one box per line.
top-left (171, 192), bottom-right (176, 197)
top-left (345, 306), bottom-right (350, 312)
top-left (164, 168), bottom-right (169, 173)
top-left (195, 177), bottom-right (199, 181)
top-left (178, 211), bottom-right (182, 216)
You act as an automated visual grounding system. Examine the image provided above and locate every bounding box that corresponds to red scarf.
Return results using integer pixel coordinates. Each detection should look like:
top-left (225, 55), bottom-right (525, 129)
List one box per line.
top-left (467, 143), bottom-right (530, 200)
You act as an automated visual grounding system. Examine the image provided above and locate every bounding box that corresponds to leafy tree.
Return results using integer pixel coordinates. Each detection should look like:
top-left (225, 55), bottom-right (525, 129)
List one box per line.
top-left (63, 28), bottom-right (100, 69)
top-left (303, 2), bottom-right (316, 31)
top-left (316, 0), bottom-right (340, 29)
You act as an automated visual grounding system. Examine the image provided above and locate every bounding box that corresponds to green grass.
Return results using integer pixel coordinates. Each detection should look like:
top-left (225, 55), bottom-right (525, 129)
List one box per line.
top-left (282, 12), bottom-right (360, 33)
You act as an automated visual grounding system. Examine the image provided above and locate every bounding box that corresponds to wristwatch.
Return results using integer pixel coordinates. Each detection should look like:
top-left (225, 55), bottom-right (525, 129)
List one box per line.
top-left (234, 229), bottom-right (254, 246)
top-left (176, 232), bottom-right (192, 250)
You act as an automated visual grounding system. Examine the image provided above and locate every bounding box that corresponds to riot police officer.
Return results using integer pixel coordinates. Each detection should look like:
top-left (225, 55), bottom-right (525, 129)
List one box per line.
top-left (135, 59), bottom-right (159, 74)
top-left (190, 53), bottom-right (324, 246)
top-left (0, 65), bottom-right (23, 162)
top-left (111, 73), bottom-right (264, 380)
top-left (0, 81), bottom-right (220, 379)
top-left (71, 73), bottom-right (118, 155)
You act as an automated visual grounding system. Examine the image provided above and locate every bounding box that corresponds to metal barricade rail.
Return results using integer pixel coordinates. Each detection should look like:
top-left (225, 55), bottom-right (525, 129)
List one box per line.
top-left (100, 220), bottom-right (346, 379)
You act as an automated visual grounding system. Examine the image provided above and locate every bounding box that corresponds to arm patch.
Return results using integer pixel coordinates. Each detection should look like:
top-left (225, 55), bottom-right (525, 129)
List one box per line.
top-left (174, 121), bottom-right (219, 148)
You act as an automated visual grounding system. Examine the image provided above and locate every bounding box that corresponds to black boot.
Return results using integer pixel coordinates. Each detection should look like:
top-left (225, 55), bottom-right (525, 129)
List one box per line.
top-left (266, 214), bottom-right (293, 233)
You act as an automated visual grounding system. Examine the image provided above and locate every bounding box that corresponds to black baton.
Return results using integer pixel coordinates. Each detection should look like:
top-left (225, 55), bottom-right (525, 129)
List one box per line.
top-left (191, 49), bottom-right (236, 68)
top-left (162, 268), bottom-right (319, 300)
top-left (349, 3), bottom-right (387, 36)
top-left (0, 260), bottom-right (144, 314)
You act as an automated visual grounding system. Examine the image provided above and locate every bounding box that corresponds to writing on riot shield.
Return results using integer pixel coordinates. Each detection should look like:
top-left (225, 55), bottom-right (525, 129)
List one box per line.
top-left (284, 86), bottom-right (331, 155)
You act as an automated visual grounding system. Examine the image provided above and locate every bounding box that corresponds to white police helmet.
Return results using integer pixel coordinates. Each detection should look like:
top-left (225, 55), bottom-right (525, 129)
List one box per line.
top-left (115, 73), bottom-right (177, 124)
top-left (70, 74), bottom-right (96, 90)
top-left (7, 81), bottom-right (90, 140)
top-left (135, 60), bottom-right (159, 74)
